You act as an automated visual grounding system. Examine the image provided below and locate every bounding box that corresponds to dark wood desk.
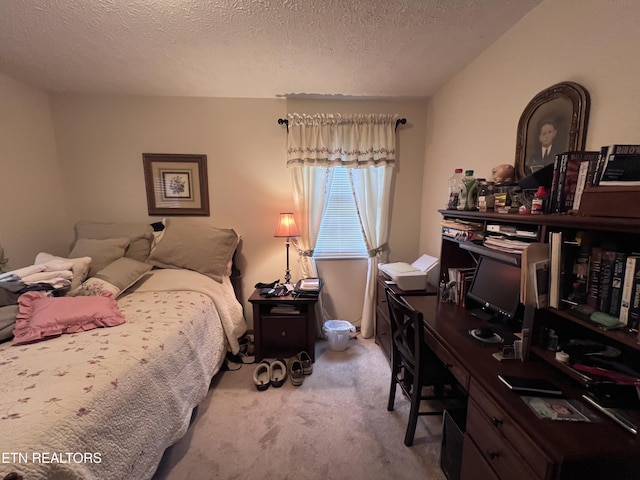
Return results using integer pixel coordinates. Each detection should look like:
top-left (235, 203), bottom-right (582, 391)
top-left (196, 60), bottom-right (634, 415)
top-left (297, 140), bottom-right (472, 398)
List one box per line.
top-left (405, 295), bottom-right (640, 480)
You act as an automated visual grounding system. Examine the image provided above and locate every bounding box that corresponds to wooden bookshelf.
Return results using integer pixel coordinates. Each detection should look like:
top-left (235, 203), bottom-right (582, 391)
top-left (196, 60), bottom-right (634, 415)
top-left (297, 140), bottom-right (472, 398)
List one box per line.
top-left (438, 208), bottom-right (640, 379)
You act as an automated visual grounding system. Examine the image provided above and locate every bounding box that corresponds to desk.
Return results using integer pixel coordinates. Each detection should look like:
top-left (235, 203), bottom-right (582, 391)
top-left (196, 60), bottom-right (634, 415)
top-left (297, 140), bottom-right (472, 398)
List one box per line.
top-left (405, 296), bottom-right (640, 480)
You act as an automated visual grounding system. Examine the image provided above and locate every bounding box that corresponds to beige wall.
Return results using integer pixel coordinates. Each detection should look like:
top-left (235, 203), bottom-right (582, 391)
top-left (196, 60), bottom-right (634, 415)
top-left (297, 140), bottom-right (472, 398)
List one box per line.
top-left (420, 0), bottom-right (640, 270)
top-left (46, 95), bottom-right (427, 325)
top-left (0, 74), bottom-right (72, 270)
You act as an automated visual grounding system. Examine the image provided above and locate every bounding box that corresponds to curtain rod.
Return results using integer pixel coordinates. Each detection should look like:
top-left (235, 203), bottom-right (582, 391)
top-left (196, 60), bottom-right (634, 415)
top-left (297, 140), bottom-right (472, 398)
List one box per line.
top-left (277, 117), bottom-right (407, 133)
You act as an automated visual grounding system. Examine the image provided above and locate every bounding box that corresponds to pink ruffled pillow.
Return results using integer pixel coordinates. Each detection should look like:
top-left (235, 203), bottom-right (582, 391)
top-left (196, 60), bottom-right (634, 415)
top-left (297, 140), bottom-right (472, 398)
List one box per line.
top-left (13, 291), bottom-right (126, 345)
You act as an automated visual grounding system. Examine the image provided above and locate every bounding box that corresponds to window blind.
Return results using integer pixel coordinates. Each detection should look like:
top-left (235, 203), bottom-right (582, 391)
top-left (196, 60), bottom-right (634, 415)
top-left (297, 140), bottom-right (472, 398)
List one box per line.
top-left (314, 168), bottom-right (368, 259)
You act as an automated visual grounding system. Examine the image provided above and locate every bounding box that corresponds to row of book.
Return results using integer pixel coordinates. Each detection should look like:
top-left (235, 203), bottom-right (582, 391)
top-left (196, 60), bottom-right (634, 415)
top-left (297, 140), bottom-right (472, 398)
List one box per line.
top-left (444, 266), bottom-right (475, 307)
top-left (547, 143), bottom-right (640, 214)
top-left (548, 230), bottom-right (640, 331)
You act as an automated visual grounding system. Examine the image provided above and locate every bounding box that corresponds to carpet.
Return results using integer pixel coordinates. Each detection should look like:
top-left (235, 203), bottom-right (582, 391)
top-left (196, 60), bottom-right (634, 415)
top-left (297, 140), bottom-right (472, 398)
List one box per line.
top-left (153, 336), bottom-right (449, 480)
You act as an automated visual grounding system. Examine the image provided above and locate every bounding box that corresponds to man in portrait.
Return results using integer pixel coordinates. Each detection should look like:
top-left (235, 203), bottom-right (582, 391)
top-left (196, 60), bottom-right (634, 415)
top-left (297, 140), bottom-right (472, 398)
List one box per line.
top-left (527, 119), bottom-right (564, 174)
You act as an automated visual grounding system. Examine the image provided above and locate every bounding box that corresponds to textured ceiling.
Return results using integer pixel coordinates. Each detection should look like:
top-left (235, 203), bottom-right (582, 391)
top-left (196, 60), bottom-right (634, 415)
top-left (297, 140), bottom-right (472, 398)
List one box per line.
top-left (0, 0), bottom-right (541, 98)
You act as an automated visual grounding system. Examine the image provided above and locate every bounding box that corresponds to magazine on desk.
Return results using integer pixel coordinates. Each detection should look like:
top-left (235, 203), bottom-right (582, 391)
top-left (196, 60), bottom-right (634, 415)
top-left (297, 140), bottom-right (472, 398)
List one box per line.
top-left (521, 396), bottom-right (591, 422)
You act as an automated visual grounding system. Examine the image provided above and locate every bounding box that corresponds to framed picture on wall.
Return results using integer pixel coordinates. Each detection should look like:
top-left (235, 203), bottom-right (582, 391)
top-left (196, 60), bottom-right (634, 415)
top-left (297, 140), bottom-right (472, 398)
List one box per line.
top-left (514, 82), bottom-right (590, 180)
top-left (142, 153), bottom-right (210, 216)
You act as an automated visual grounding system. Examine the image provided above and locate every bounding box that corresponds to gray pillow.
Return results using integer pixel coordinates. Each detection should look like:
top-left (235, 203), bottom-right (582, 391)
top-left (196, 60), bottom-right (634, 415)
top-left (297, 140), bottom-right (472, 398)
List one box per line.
top-left (75, 257), bottom-right (152, 298)
top-left (74, 221), bottom-right (154, 262)
top-left (147, 218), bottom-right (238, 282)
top-left (69, 237), bottom-right (130, 277)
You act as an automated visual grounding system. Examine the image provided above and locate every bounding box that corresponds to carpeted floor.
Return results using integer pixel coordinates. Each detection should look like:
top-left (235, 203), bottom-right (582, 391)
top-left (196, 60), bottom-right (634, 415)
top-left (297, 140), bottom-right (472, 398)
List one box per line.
top-left (153, 336), bottom-right (450, 480)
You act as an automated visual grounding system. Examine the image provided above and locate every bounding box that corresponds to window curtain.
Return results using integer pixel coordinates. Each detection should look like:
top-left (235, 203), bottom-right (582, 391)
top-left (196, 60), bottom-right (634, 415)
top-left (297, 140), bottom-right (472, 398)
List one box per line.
top-left (286, 113), bottom-right (398, 338)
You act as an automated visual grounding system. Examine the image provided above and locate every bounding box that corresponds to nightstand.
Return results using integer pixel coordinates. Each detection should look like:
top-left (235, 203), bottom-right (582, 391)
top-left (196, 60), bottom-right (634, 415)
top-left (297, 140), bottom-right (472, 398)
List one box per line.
top-left (248, 288), bottom-right (318, 362)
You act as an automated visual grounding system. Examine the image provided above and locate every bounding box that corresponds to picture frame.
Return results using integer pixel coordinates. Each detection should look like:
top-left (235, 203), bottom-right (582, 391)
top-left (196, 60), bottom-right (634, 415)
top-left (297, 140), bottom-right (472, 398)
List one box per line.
top-left (142, 153), bottom-right (209, 216)
top-left (514, 82), bottom-right (590, 180)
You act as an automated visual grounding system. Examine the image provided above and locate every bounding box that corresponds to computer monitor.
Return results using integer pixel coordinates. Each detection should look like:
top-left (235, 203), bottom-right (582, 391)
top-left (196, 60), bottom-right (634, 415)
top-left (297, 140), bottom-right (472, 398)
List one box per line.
top-left (466, 255), bottom-right (522, 325)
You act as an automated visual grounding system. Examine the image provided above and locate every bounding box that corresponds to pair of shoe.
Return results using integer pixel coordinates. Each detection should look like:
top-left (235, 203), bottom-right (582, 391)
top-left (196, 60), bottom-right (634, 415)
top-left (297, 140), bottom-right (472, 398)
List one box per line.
top-left (239, 334), bottom-right (255, 356)
top-left (253, 359), bottom-right (287, 391)
top-left (288, 351), bottom-right (313, 387)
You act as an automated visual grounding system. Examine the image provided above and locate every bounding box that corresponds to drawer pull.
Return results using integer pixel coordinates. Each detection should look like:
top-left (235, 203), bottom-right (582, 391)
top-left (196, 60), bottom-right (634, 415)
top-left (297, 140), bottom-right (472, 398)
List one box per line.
top-left (281, 331), bottom-right (286, 337)
top-left (490, 416), bottom-right (503, 427)
top-left (442, 362), bottom-right (452, 369)
top-left (487, 450), bottom-right (500, 460)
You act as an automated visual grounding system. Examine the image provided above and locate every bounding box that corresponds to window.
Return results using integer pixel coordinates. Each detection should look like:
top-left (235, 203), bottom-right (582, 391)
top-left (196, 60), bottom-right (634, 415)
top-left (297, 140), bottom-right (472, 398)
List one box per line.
top-left (314, 167), bottom-right (368, 259)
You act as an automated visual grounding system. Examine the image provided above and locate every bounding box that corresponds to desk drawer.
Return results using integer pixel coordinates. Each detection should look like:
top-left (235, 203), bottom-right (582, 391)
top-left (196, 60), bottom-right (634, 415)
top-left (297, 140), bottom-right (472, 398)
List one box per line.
top-left (375, 306), bottom-right (392, 362)
top-left (469, 381), bottom-right (548, 479)
top-left (461, 435), bottom-right (499, 480)
top-left (424, 331), bottom-right (470, 390)
top-left (467, 399), bottom-right (539, 480)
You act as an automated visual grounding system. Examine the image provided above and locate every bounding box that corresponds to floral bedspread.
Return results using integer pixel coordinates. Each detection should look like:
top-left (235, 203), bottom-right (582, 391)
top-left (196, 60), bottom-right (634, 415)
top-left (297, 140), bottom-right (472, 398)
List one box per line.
top-left (0, 269), bottom-right (244, 480)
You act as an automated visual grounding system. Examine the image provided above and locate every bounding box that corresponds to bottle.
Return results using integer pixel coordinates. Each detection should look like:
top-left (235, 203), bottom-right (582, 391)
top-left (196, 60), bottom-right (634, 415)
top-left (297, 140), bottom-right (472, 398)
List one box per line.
top-left (446, 168), bottom-right (464, 210)
top-left (458, 170), bottom-right (478, 210)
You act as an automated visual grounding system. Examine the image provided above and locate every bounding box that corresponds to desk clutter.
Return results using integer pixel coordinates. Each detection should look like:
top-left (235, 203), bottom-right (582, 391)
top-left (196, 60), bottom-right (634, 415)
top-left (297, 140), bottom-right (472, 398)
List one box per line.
top-left (426, 208), bottom-right (640, 477)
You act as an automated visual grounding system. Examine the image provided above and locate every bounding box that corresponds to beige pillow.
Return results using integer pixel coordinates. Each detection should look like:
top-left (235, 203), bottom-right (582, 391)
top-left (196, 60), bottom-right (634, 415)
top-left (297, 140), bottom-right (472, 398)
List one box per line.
top-left (76, 257), bottom-right (152, 298)
top-left (74, 221), bottom-right (154, 262)
top-left (34, 252), bottom-right (92, 293)
top-left (148, 217), bottom-right (239, 282)
top-left (69, 238), bottom-right (130, 277)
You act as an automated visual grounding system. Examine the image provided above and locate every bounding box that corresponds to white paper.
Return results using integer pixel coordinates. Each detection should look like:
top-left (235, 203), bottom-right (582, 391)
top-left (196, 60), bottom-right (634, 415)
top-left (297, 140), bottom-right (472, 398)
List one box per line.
top-left (411, 254), bottom-right (439, 273)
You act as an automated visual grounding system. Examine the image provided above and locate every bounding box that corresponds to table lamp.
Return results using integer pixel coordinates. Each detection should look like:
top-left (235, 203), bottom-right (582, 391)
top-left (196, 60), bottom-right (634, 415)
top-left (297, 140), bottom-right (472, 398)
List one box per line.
top-left (274, 212), bottom-right (300, 286)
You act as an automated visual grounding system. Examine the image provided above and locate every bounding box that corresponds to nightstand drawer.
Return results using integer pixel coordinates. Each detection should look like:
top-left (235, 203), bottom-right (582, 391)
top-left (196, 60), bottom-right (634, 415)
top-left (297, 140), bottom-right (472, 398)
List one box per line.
top-left (261, 315), bottom-right (307, 355)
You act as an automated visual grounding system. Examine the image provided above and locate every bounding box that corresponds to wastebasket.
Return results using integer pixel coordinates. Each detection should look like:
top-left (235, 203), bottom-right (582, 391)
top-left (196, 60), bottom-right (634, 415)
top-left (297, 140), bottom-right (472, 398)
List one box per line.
top-left (323, 320), bottom-right (356, 351)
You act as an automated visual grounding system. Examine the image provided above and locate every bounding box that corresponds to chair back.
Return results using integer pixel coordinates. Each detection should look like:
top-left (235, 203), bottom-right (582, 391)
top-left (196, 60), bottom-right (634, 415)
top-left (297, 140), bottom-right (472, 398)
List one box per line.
top-left (385, 288), bottom-right (422, 378)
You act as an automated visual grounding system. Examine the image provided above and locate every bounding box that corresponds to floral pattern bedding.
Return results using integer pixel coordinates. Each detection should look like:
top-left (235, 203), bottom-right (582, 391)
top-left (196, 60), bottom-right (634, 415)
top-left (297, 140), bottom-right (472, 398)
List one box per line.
top-left (0, 269), bottom-right (245, 480)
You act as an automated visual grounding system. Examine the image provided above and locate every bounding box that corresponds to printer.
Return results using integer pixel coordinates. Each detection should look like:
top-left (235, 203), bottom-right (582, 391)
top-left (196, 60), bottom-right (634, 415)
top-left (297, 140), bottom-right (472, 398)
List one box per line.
top-left (379, 254), bottom-right (439, 291)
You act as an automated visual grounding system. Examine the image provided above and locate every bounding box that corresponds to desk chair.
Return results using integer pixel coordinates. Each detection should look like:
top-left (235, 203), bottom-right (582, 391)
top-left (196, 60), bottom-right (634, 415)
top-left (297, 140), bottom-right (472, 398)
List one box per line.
top-left (386, 288), bottom-right (457, 446)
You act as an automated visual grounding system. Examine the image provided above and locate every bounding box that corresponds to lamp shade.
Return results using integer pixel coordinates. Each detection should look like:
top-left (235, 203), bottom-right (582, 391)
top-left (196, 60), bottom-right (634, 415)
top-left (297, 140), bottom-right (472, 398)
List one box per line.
top-left (274, 213), bottom-right (300, 238)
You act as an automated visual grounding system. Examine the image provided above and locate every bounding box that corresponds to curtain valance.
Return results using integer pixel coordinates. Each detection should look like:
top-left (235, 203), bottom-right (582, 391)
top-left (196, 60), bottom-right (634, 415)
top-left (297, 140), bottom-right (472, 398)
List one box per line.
top-left (286, 113), bottom-right (398, 168)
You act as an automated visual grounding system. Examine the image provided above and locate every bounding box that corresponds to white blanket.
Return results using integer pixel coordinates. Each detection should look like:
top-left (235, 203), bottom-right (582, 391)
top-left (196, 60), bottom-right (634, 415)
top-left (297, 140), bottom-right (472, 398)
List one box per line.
top-left (131, 268), bottom-right (246, 354)
top-left (0, 268), bottom-right (246, 480)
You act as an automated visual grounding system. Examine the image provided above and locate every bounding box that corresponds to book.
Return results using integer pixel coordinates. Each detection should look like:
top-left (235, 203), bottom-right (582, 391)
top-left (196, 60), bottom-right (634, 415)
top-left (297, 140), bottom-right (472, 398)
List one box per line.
top-left (586, 246), bottom-right (603, 310)
top-left (559, 151), bottom-right (599, 213)
top-left (597, 250), bottom-right (617, 313)
top-left (567, 151), bottom-right (600, 211)
top-left (520, 242), bottom-right (549, 308)
top-left (546, 154), bottom-right (563, 214)
top-left (565, 246), bottom-right (590, 306)
top-left (628, 266), bottom-right (640, 330)
top-left (593, 144), bottom-right (640, 186)
top-left (522, 396), bottom-right (591, 422)
top-left (608, 252), bottom-right (628, 317)
top-left (533, 259), bottom-right (549, 309)
top-left (549, 232), bottom-right (562, 308)
top-left (497, 374), bottom-right (563, 396)
top-left (619, 255), bottom-right (640, 325)
top-left (550, 153), bottom-right (569, 214)
top-left (599, 153), bottom-right (640, 185)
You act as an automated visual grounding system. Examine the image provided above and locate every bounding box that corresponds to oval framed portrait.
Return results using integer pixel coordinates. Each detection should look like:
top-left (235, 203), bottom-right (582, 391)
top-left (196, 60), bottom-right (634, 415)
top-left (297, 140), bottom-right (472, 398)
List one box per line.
top-left (514, 82), bottom-right (590, 180)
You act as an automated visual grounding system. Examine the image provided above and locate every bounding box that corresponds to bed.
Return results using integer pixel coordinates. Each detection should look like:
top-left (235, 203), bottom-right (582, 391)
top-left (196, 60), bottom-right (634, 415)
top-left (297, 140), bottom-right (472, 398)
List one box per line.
top-left (0, 218), bottom-right (246, 480)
